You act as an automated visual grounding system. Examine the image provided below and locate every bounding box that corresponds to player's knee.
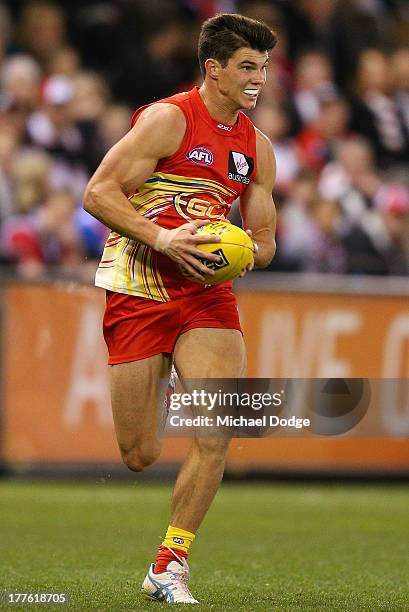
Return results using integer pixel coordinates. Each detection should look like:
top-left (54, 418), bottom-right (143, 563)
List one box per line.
top-left (195, 438), bottom-right (231, 463)
top-left (122, 445), bottom-right (161, 472)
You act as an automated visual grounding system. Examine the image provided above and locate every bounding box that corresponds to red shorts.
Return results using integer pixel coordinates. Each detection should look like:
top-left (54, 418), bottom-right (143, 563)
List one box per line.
top-left (103, 285), bottom-right (242, 364)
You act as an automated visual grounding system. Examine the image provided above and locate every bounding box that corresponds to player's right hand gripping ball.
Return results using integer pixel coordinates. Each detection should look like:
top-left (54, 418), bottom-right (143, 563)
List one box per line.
top-left (190, 221), bottom-right (254, 285)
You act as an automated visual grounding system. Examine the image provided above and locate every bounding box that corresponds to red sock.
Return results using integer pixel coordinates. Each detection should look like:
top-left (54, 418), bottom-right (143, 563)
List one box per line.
top-left (154, 545), bottom-right (187, 574)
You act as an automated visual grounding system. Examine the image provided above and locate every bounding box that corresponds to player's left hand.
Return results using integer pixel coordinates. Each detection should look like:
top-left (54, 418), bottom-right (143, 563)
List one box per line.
top-left (239, 229), bottom-right (258, 277)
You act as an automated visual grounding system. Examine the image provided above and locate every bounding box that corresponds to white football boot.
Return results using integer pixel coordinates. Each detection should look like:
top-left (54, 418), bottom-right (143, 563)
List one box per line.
top-left (141, 548), bottom-right (199, 604)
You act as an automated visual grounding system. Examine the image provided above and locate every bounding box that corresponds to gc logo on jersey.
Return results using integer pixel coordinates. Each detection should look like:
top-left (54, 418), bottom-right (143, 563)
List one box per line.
top-left (228, 151), bottom-right (254, 184)
top-left (187, 146), bottom-right (214, 166)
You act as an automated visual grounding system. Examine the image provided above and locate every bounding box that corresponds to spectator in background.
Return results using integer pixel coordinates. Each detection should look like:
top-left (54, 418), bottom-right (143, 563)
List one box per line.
top-left (292, 50), bottom-right (336, 127)
top-left (69, 1), bottom-right (123, 74)
top-left (318, 137), bottom-right (388, 273)
top-left (343, 183), bottom-right (409, 275)
top-left (296, 91), bottom-right (350, 173)
top-left (0, 77), bottom-right (31, 145)
top-left (286, 0), bottom-right (383, 88)
top-left (60, 98), bottom-right (132, 179)
top-left (1, 189), bottom-right (83, 278)
top-left (374, 185), bottom-right (409, 275)
top-left (277, 170), bottom-right (318, 270)
top-left (70, 71), bottom-right (108, 123)
top-left (319, 137), bottom-right (382, 222)
top-left (47, 46), bottom-right (81, 78)
top-left (0, 53), bottom-right (41, 114)
top-left (0, 2), bottom-right (12, 63)
top-left (12, 149), bottom-right (51, 214)
top-left (304, 197), bottom-right (347, 273)
top-left (96, 104), bottom-right (133, 154)
top-left (394, 4), bottom-right (409, 48)
top-left (350, 49), bottom-right (409, 168)
top-left (0, 126), bottom-right (17, 220)
top-left (16, 1), bottom-right (66, 67)
top-left (391, 47), bottom-right (409, 133)
top-left (252, 100), bottom-right (301, 196)
top-left (69, 71), bottom-right (110, 173)
top-left (26, 74), bottom-right (89, 200)
top-left (110, 16), bottom-right (187, 108)
top-left (74, 205), bottom-right (108, 263)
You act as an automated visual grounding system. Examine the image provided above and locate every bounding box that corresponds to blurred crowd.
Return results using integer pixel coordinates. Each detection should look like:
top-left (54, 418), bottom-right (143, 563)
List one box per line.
top-left (0, 0), bottom-right (408, 279)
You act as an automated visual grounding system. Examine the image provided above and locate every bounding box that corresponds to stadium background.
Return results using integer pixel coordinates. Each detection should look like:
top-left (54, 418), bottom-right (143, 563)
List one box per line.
top-left (0, 1), bottom-right (408, 610)
top-left (0, 0), bottom-right (407, 477)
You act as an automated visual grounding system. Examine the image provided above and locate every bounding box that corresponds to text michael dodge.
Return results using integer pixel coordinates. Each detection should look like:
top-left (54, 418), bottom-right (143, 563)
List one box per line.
top-left (169, 414), bottom-right (310, 429)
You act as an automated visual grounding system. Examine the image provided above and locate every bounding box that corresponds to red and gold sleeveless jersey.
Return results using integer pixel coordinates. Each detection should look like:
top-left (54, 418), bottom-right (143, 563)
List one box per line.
top-left (95, 86), bottom-right (257, 301)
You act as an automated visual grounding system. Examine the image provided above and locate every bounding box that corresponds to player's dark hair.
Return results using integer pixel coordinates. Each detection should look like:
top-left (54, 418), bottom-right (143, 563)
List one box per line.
top-left (198, 13), bottom-right (277, 77)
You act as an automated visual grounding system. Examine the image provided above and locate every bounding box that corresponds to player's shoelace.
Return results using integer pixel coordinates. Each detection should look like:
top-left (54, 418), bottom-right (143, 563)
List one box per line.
top-left (167, 573), bottom-right (195, 600)
top-left (161, 546), bottom-right (196, 601)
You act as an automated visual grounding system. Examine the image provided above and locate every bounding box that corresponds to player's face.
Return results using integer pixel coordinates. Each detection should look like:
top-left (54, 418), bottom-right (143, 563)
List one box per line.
top-left (217, 47), bottom-right (269, 110)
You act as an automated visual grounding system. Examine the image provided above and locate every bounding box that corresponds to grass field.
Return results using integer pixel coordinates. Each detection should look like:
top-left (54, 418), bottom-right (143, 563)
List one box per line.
top-left (0, 481), bottom-right (408, 611)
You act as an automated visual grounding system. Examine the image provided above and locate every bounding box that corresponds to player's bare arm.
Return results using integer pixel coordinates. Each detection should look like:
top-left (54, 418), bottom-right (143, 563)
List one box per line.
top-left (83, 103), bottom-right (220, 281)
top-left (239, 128), bottom-right (277, 269)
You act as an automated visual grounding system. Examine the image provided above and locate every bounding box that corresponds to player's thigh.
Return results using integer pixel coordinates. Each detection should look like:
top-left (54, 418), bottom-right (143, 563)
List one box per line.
top-left (173, 327), bottom-right (246, 377)
top-left (173, 328), bottom-right (243, 457)
top-left (111, 353), bottom-right (172, 458)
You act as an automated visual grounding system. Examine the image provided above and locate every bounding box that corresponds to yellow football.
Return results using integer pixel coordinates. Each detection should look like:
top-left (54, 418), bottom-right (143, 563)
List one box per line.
top-left (186, 221), bottom-right (254, 285)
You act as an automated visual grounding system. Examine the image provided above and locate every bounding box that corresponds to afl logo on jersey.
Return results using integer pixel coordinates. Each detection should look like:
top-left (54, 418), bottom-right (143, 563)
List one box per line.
top-left (187, 146), bottom-right (214, 166)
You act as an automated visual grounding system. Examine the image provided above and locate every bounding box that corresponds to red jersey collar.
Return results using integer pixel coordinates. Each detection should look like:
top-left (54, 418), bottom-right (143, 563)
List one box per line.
top-left (191, 86), bottom-right (243, 136)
